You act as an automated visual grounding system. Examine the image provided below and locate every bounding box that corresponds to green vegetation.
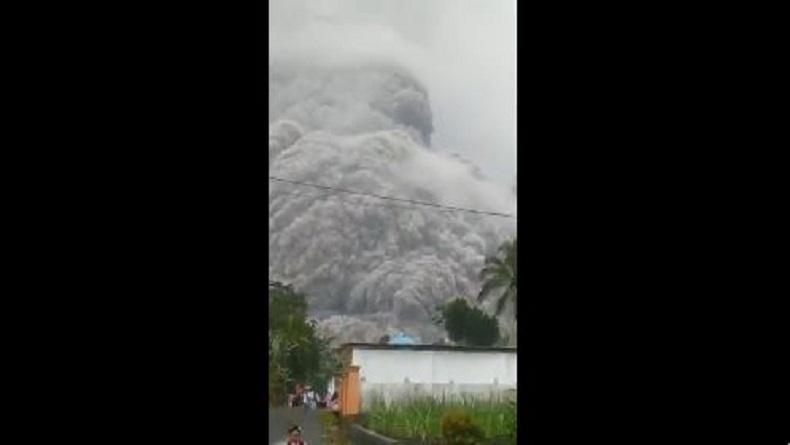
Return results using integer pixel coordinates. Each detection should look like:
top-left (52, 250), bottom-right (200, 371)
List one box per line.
top-left (319, 410), bottom-right (350, 445)
top-left (478, 238), bottom-right (517, 319)
top-left (363, 395), bottom-right (516, 444)
top-left (268, 281), bottom-right (341, 405)
top-left (440, 410), bottom-right (484, 445)
top-left (428, 238), bottom-right (517, 347)
top-left (435, 298), bottom-right (500, 347)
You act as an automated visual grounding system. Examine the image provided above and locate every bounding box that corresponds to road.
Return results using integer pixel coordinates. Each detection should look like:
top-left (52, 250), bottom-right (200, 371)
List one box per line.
top-left (269, 405), bottom-right (324, 445)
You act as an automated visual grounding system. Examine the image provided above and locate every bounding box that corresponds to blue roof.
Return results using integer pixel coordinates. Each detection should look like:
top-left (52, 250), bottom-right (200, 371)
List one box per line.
top-left (389, 332), bottom-right (418, 345)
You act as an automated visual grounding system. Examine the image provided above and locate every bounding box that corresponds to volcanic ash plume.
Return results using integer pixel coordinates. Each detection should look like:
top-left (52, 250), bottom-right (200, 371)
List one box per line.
top-left (269, 63), bottom-right (515, 344)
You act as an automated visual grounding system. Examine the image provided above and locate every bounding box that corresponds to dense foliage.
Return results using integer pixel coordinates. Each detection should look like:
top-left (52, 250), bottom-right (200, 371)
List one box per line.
top-left (478, 238), bottom-right (517, 319)
top-left (436, 298), bottom-right (500, 347)
top-left (440, 409), bottom-right (485, 445)
top-left (268, 281), bottom-right (340, 404)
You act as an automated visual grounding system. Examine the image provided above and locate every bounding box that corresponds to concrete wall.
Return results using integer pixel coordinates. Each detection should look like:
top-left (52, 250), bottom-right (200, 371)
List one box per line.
top-left (351, 348), bottom-right (517, 410)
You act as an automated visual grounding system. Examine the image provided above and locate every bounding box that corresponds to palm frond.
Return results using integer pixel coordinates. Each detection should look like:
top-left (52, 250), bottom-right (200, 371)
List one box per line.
top-left (478, 278), bottom-right (506, 302)
top-left (495, 292), bottom-right (508, 315)
top-left (479, 238), bottom-right (517, 319)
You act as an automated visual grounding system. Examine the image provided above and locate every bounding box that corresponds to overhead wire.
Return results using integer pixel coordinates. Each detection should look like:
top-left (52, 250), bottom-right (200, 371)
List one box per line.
top-left (269, 188), bottom-right (465, 215)
top-left (269, 175), bottom-right (515, 218)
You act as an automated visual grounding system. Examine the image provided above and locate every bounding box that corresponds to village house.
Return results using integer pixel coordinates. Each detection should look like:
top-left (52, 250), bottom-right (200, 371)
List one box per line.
top-left (332, 342), bottom-right (517, 415)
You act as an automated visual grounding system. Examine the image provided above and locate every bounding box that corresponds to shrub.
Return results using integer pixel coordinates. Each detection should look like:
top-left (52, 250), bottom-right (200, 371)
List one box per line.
top-left (439, 298), bottom-right (500, 346)
top-left (441, 409), bottom-right (485, 445)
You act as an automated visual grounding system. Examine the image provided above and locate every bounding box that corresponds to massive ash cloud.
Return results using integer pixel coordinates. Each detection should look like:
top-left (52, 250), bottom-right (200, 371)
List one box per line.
top-left (269, 62), bottom-right (515, 344)
top-left (270, 63), bottom-right (433, 147)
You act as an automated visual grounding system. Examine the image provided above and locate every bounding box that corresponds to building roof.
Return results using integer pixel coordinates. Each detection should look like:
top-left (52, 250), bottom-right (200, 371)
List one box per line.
top-left (340, 342), bottom-right (517, 353)
top-left (388, 332), bottom-right (418, 345)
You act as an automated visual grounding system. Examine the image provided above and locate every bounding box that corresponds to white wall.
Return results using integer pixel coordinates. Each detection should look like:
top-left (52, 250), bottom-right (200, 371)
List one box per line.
top-left (351, 348), bottom-right (516, 408)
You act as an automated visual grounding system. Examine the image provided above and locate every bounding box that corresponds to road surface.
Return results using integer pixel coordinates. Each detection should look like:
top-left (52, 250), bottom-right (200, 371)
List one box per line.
top-left (269, 405), bottom-right (324, 445)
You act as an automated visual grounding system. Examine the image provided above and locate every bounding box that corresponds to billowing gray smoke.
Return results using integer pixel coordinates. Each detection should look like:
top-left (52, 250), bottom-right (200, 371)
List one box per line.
top-left (270, 63), bottom-right (433, 146)
top-left (269, 62), bottom-right (515, 344)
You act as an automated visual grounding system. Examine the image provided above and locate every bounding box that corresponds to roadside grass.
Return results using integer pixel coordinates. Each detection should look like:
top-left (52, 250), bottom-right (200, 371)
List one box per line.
top-left (362, 393), bottom-right (516, 444)
top-left (319, 410), bottom-right (350, 445)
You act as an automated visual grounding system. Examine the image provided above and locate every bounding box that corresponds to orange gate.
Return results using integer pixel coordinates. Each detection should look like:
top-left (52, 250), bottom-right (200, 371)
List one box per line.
top-left (338, 365), bottom-right (360, 416)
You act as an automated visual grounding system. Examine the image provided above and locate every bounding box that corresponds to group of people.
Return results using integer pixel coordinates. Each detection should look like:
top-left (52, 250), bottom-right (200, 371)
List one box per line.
top-left (282, 385), bottom-right (340, 445)
top-left (287, 383), bottom-right (339, 410)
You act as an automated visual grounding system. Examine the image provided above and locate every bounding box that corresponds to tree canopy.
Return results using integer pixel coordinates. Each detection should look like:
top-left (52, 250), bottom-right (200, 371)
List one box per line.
top-left (437, 298), bottom-right (500, 347)
top-left (268, 281), bottom-right (340, 404)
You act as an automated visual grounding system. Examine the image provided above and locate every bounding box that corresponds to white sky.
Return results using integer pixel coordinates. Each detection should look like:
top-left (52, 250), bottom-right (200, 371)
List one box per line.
top-left (270, 0), bottom-right (516, 188)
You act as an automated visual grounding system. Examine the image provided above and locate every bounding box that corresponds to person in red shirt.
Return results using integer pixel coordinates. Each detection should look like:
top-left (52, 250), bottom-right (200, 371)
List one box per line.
top-left (286, 425), bottom-right (305, 445)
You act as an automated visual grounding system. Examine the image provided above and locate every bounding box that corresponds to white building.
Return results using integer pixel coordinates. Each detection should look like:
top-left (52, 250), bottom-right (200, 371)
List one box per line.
top-left (337, 343), bottom-right (517, 411)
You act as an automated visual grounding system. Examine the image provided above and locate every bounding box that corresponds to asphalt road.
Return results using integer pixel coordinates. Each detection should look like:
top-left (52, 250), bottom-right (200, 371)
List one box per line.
top-left (269, 405), bottom-right (324, 445)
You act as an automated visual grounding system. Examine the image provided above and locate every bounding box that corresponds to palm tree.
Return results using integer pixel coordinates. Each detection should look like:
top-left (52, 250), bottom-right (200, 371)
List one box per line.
top-left (478, 238), bottom-right (517, 318)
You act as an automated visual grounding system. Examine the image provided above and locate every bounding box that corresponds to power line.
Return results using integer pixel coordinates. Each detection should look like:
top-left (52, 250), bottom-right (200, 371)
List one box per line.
top-left (271, 182), bottom-right (513, 218)
top-left (269, 176), bottom-right (515, 218)
top-left (270, 184), bottom-right (504, 216)
top-left (270, 188), bottom-right (464, 215)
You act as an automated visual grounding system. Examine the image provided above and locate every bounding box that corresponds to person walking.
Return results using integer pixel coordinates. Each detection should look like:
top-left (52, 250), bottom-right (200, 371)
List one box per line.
top-left (291, 383), bottom-right (304, 408)
top-left (305, 386), bottom-right (316, 409)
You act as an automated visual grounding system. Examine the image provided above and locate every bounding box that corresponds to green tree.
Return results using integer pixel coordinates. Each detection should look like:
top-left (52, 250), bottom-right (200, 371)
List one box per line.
top-left (478, 238), bottom-right (517, 319)
top-left (438, 298), bottom-right (500, 347)
top-left (268, 281), bottom-right (340, 402)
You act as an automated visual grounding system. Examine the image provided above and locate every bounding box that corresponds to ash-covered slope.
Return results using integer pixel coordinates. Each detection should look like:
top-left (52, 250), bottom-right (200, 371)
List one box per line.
top-left (269, 63), bottom-right (515, 344)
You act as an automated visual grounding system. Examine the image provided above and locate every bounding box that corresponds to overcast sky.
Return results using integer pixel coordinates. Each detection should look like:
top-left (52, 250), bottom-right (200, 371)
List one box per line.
top-left (269, 0), bottom-right (516, 187)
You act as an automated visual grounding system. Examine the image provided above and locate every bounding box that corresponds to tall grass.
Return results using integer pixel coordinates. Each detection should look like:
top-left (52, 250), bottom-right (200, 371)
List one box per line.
top-left (319, 410), bottom-right (350, 445)
top-left (363, 393), bottom-right (516, 443)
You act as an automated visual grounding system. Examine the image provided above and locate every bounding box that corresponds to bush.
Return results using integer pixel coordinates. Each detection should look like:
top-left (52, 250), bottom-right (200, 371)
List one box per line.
top-left (441, 409), bottom-right (485, 445)
top-left (268, 367), bottom-right (287, 406)
top-left (440, 298), bottom-right (500, 346)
